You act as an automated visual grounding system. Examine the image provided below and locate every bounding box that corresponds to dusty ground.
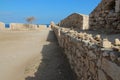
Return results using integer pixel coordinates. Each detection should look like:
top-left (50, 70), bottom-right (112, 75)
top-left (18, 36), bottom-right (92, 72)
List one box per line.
top-left (0, 30), bottom-right (75, 80)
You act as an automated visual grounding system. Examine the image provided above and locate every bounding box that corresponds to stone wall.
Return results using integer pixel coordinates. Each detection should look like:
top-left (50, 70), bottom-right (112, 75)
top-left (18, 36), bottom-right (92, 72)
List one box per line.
top-left (10, 23), bottom-right (37, 30)
top-left (0, 22), bottom-right (5, 30)
top-left (37, 25), bottom-right (47, 30)
top-left (52, 25), bottom-right (120, 80)
top-left (60, 13), bottom-right (89, 30)
top-left (89, 0), bottom-right (120, 33)
top-left (0, 23), bottom-right (50, 31)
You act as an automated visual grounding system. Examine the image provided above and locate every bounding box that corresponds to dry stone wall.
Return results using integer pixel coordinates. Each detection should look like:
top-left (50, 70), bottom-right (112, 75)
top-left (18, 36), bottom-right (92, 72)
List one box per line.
top-left (89, 0), bottom-right (120, 33)
top-left (52, 25), bottom-right (120, 80)
top-left (0, 22), bottom-right (5, 30)
top-left (60, 13), bottom-right (89, 30)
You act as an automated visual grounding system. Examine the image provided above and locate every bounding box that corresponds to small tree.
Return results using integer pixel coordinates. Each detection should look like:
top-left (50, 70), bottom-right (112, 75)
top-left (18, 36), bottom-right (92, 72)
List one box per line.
top-left (26, 16), bottom-right (35, 28)
top-left (26, 16), bottom-right (35, 24)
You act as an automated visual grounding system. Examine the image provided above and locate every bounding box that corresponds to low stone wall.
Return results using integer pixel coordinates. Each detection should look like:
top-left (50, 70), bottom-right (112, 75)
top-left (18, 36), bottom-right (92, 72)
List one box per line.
top-left (37, 25), bottom-right (47, 30)
top-left (89, 0), bottom-right (120, 33)
top-left (10, 23), bottom-right (37, 30)
top-left (60, 13), bottom-right (89, 30)
top-left (52, 25), bottom-right (120, 80)
top-left (0, 22), bottom-right (5, 30)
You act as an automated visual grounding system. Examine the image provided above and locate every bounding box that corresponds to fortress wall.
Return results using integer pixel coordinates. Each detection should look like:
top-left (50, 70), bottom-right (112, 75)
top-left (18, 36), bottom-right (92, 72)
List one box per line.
top-left (10, 23), bottom-right (37, 30)
top-left (0, 23), bottom-right (50, 31)
top-left (37, 25), bottom-right (47, 30)
top-left (0, 22), bottom-right (5, 30)
top-left (89, 0), bottom-right (120, 33)
top-left (60, 13), bottom-right (89, 30)
top-left (52, 25), bottom-right (120, 80)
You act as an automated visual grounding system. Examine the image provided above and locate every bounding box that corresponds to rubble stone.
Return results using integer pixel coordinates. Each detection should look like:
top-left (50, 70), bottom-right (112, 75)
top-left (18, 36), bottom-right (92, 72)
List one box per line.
top-left (102, 39), bottom-right (112, 48)
top-left (114, 38), bottom-right (120, 46)
top-left (52, 25), bottom-right (120, 80)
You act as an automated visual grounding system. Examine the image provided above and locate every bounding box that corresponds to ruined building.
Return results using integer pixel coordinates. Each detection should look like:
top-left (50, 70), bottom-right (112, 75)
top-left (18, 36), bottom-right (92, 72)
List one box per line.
top-left (51, 0), bottom-right (120, 80)
top-left (89, 0), bottom-right (120, 33)
top-left (60, 13), bottom-right (89, 30)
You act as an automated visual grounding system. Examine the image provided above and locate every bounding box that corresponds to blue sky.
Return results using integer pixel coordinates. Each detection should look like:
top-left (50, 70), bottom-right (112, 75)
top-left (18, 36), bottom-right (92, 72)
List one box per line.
top-left (0, 0), bottom-right (101, 24)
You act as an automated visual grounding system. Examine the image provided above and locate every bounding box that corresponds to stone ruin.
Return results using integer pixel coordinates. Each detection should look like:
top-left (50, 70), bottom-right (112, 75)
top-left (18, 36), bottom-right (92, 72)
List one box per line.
top-left (0, 22), bottom-right (51, 31)
top-left (60, 13), bottom-right (89, 30)
top-left (0, 0), bottom-right (120, 79)
top-left (52, 25), bottom-right (120, 80)
top-left (50, 0), bottom-right (120, 80)
top-left (89, 0), bottom-right (120, 33)
top-left (59, 0), bottom-right (120, 33)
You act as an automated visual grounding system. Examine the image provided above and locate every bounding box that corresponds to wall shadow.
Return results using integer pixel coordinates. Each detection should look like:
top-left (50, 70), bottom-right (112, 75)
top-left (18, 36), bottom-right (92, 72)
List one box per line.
top-left (25, 30), bottom-right (76, 80)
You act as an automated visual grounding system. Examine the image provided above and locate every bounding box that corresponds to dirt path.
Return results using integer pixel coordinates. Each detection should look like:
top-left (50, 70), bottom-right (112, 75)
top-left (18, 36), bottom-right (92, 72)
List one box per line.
top-left (0, 30), bottom-right (75, 80)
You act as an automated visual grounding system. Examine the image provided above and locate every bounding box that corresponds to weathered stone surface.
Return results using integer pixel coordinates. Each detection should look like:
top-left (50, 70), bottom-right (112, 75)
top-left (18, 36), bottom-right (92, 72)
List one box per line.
top-left (101, 58), bottom-right (120, 80)
top-left (89, 61), bottom-right (96, 74)
top-left (60, 13), bottom-right (89, 30)
top-left (87, 51), bottom-right (96, 59)
top-left (114, 38), bottom-right (120, 46)
top-left (98, 69), bottom-right (107, 80)
top-left (89, 0), bottom-right (120, 33)
top-left (102, 39), bottom-right (112, 48)
top-left (94, 34), bottom-right (101, 41)
top-left (102, 51), bottom-right (109, 57)
top-left (110, 52), bottom-right (117, 61)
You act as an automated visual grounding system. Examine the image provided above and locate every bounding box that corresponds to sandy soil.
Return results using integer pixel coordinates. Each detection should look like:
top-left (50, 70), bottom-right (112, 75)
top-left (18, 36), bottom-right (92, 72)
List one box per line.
top-left (0, 30), bottom-right (75, 80)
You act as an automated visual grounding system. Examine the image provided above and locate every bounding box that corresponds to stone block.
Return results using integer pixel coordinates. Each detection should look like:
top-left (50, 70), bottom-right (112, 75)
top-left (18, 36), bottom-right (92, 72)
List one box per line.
top-left (94, 34), bottom-right (101, 41)
top-left (114, 38), bottom-right (120, 46)
top-left (102, 39), bottom-right (112, 48)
